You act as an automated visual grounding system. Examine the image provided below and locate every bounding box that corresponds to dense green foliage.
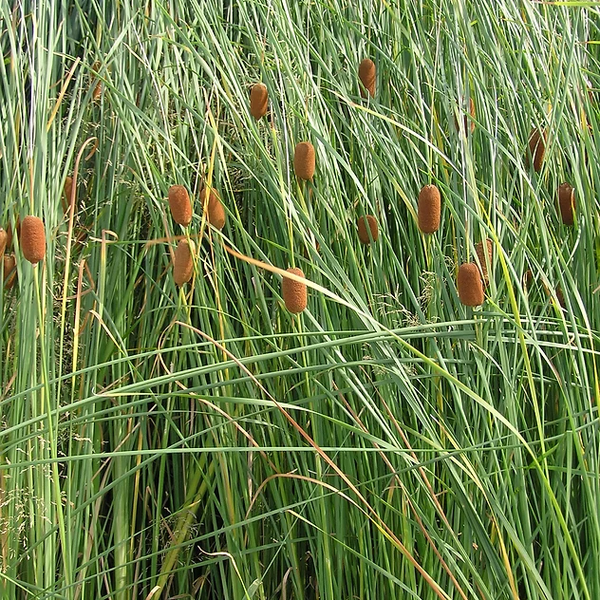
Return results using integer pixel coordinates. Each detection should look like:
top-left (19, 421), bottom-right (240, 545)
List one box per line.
top-left (1, 1), bottom-right (600, 598)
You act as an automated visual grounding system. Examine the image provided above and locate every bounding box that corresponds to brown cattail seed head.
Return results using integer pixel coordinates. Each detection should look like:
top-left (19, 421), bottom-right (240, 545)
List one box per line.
top-left (250, 83), bottom-right (268, 120)
top-left (455, 97), bottom-right (476, 133)
top-left (20, 216), bottom-right (46, 265)
top-left (458, 263), bottom-right (484, 307)
top-left (358, 58), bottom-right (376, 98)
top-left (91, 61), bottom-right (102, 101)
top-left (418, 184), bottom-right (441, 233)
top-left (556, 285), bottom-right (565, 308)
top-left (6, 217), bottom-right (20, 250)
top-left (173, 239), bottom-right (195, 286)
top-left (168, 185), bottom-right (193, 226)
top-left (294, 142), bottom-right (315, 181)
top-left (357, 215), bottom-right (379, 244)
top-left (62, 176), bottom-right (73, 214)
top-left (558, 182), bottom-right (575, 226)
top-left (282, 267), bottom-right (307, 314)
top-left (526, 128), bottom-right (547, 172)
top-left (475, 238), bottom-right (493, 286)
top-left (0, 228), bottom-right (6, 259)
top-left (3, 254), bottom-right (16, 289)
top-left (201, 186), bottom-right (226, 230)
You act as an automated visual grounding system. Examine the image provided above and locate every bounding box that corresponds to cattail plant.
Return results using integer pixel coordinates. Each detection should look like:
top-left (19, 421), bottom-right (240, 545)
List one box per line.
top-left (168, 185), bottom-right (193, 226)
top-left (250, 83), bottom-right (268, 120)
top-left (282, 267), bottom-right (307, 314)
top-left (455, 97), bottom-right (476, 133)
top-left (3, 254), bottom-right (16, 289)
top-left (418, 184), bottom-right (441, 233)
top-left (91, 61), bottom-right (103, 101)
top-left (458, 263), bottom-right (484, 306)
top-left (526, 128), bottom-right (547, 172)
top-left (358, 58), bottom-right (376, 98)
top-left (20, 216), bottom-right (46, 265)
top-left (201, 186), bottom-right (226, 230)
top-left (0, 228), bottom-right (6, 258)
top-left (173, 239), bottom-right (195, 286)
top-left (475, 238), bottom-right (493, 286)
top-left (558, 182), bottom-right (575, 226)
top-left (357, 215), bottom-right (379, 244)
top-left (6, 217), bottom-right (20, 249)
top-left (294, 142), bottom-right (315, 181)
top-left (62, 176), bottom-right (73, 214)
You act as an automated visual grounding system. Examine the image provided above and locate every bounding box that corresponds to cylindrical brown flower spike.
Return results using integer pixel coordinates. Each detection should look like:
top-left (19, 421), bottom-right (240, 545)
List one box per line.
top-left (558, 182), bottom-right (575, 226)
top-left (357, 215), bottom-right (379, 244)
top-left (358, 58), bottom-right (376, 98)
top-left (418, 184), bottom-right (441, 233)
top-left (250, 83), bottom-right (268, 120)
top-left (294, 142), bottom-right (315, 181)
top-left (6, 217), bottom-right (20, 250)
top-left (20, 216), bottom-right (46, 265)
top-left (526, 128), bottom-right (547, 172)
top-left (455, 97), bottom-right (476, 133)
top-left (173, 239), bottom-right (195, 286)
top-left (458, 263), bottom-right (484, 307)
top-left (62, 176), bottom-right (74, 214)
top-left (91, 61), bottom-right (102, 101)
top-left (0, 228), bottom-right (6, 259)
top-left (168, 185), bottom-right (193, 226)
top-left (3, 254), bottom-right (16, 289)
top-left (282, 267), bottom-right (307, 314)
top-left (475, 238), bottom-right (493, 286)
top-left (201, 186), bottom-right (226, 230)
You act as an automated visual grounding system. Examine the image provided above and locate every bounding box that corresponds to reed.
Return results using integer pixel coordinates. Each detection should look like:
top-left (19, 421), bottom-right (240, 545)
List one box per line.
top-left (358, 58), bottom-right (376, 98)
top-left (558, 182), bottom-right (575, 226)
top-left (201, 186), bottom-right (226, 230)
top-left (526, 128), bottom-right (547, 172)
top-left (457, 263), bottom-right (484, 306)
top-left (282, 267), bottom-right (307, 314)
top-left (294, 142), bottom-right (315, 181)
top-left (173, 239), bottom-right (195, 286)
top-left (20, 216), bottom-right (46, 265)
top-left (475, 238), bottom-right (493, 286)
top-left (418, 184), bottom-right (441, 233)
top-left (250, 83), bottom-right (268, 120)
top-left (3, 254), bottom-right (16, 289)
top-left (357, 215), bottom-right (379, 244)
top-left (168, 185), bottom-right (193, 226)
